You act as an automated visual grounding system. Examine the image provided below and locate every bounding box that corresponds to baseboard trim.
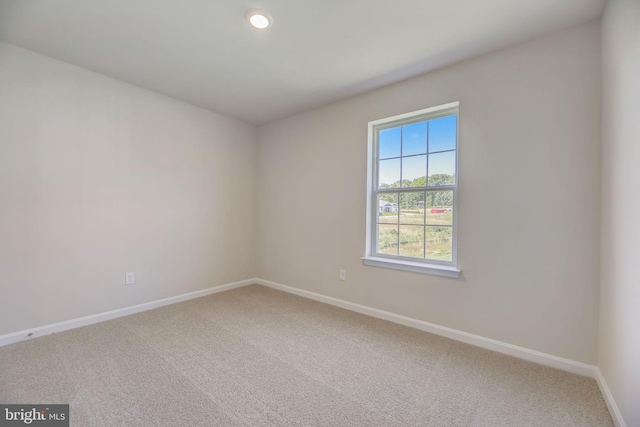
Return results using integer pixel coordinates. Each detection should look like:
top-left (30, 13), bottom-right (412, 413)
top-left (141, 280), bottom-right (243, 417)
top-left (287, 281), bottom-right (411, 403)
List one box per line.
top-left (0, 278), bottom-right (255, 348)
top-left (255, 278), bottom-right (597, 378)
top-left (595, 367), bottom-right (627, 427)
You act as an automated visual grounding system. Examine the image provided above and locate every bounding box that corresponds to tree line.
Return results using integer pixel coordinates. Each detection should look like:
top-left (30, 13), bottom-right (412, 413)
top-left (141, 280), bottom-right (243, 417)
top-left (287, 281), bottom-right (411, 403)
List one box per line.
top-left (379, 174), bottom-right (454, 208)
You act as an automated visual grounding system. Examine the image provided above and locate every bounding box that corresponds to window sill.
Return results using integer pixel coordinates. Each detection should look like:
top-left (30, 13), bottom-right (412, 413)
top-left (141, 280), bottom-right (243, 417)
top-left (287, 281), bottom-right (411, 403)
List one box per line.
top-left (361, 256), bottom-right (461, 278)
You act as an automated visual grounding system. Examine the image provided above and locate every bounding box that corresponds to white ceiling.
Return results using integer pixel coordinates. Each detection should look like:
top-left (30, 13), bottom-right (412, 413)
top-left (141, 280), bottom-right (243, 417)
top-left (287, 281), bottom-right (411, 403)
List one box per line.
top-left (0, 0), bottom-right (606, 125)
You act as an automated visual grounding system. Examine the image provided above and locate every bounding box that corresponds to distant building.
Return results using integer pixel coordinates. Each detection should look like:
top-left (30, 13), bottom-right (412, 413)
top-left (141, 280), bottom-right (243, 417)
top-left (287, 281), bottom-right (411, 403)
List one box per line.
top-left (379, 200), bottom-right (398, 213)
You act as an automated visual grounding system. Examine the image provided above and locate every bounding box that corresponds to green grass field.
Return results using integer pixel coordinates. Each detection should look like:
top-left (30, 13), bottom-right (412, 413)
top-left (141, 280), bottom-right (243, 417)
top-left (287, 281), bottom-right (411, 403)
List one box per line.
top-left (377, 209), bottom-right (453, 261)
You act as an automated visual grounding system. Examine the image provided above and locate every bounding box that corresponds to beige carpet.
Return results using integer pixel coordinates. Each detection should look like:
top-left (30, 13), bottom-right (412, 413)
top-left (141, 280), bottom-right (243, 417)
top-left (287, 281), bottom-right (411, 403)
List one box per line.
top-left (0, 284), bottom-right (613, 426)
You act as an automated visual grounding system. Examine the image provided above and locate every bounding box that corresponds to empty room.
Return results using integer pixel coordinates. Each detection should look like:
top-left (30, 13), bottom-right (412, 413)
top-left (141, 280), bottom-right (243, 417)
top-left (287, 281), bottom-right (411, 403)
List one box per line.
top-left (0, 0), bottom-right (638, 426)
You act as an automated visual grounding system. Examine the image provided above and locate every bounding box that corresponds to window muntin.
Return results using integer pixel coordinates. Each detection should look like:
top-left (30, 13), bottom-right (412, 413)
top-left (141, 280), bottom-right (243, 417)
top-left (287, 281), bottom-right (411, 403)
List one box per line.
top-left (368, 103), bottom-right (458, 267)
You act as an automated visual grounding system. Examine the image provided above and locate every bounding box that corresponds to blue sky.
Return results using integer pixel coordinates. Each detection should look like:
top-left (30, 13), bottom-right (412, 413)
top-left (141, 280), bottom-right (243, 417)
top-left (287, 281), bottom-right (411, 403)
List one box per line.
top-left (378, 115), bottom-right (457, 186)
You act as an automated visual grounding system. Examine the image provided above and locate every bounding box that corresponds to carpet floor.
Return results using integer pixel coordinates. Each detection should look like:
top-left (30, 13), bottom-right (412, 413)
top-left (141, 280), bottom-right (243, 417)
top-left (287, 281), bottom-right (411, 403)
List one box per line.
top-left (0, 284), bottom-right (613, 426)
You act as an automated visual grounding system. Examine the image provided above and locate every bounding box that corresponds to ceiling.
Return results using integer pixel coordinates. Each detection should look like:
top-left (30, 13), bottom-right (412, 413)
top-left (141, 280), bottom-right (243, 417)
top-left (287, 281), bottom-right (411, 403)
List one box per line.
top-left (0, 0), bottom-right (606, 125)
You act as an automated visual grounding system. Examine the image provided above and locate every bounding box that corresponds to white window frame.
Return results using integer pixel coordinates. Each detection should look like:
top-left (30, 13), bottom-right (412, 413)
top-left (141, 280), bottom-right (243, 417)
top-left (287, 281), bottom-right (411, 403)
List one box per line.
top-left (362, 101), bottom-right (461, 278)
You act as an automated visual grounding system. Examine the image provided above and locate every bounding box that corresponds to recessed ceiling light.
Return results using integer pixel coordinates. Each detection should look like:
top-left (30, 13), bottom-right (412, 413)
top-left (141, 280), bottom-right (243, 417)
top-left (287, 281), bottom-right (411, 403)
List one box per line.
top-left (246, 9), bottom-right (271, 29)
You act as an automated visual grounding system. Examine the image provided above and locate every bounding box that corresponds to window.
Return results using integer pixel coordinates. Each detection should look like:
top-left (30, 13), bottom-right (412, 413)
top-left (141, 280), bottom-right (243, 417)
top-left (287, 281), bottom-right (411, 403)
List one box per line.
top-left (363, 102), bottom-right (460, 278)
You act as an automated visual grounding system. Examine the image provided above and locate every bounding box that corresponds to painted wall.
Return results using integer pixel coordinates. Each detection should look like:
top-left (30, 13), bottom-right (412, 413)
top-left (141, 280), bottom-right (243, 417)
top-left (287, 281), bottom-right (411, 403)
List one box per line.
top-left (258, 22), bottom-right (601, 364)
top-left (599, 0), bottom-right (640, 425)
top-left (0, 42), bottom-right (258, 336)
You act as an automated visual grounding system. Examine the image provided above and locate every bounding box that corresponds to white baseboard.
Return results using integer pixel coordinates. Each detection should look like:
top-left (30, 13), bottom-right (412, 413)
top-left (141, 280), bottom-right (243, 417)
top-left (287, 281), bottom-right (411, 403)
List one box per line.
top-left (255, 278), bottom-right (597, 378)
top-left (0, 278), bottom-right (255, 348)
top-left (595, 367), bottom-right (627, 427)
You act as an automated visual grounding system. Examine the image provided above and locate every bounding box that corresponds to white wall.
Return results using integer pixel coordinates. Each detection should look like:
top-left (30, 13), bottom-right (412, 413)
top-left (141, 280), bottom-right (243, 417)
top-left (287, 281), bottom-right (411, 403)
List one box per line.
top-left (258, 22), bottom-right (601, 364)
top-left (599, 0), bottom-right (640, 425)
top-left (0, 42), bottom-right (258, 336)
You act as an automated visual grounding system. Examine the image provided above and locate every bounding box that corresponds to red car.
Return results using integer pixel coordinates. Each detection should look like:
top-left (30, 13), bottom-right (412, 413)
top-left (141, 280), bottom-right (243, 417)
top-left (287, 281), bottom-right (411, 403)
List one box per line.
top-left (430, 208), bottom-right (452, 214)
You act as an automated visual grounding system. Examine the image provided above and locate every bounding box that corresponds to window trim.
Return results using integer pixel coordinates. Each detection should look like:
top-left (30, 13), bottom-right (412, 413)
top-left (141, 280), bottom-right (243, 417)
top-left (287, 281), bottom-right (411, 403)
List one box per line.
top-left (363, 101), bottom-right (461, 278)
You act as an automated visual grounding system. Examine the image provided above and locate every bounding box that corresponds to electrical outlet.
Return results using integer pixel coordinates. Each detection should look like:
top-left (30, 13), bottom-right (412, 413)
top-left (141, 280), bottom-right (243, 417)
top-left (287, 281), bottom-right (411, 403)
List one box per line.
top-left (125, 272), bottom-right (135, 285)
top-left (339, 269), bottom-right (346, 281)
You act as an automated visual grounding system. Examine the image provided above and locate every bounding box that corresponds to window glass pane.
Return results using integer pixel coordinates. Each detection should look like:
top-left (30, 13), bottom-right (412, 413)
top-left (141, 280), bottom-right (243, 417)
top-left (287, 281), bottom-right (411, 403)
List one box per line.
top-left (401, 155), bottom-right (426, 187)
top-left (425, 191), bottom-right (453, 225)
top-left (428, 115), bottom-right (457, 153)
top-left (377, 193), bottom-right (398, 224)
top-left (402, 121), bottom-right (427, 156)
top-left (378, 224), bottom-right (398, 255)
top-left (428, 151), bottom-right (455, 186)
top-left (399, 192), bottom-right (425, 224)
top-left (379, 158), bottom-right (400, 188)
top-left (379, 127), bottom-right (401, 159)
top-left (426, 226), bottom-right (453, 261)
top-left (399, 225), bottom-right (425, 258)
top-left (372, 104), bottom-right (458, 266)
